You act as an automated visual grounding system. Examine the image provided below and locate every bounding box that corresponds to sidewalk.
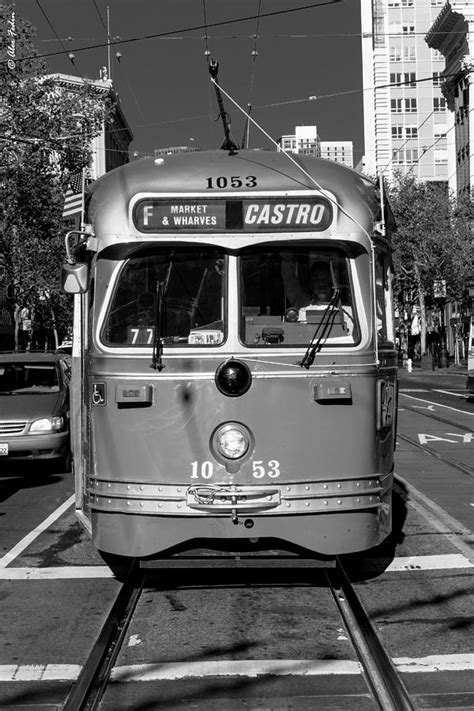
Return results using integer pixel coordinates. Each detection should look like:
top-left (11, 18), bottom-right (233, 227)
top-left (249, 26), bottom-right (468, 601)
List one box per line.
top-left (400, 363), bottom-right (467, 376)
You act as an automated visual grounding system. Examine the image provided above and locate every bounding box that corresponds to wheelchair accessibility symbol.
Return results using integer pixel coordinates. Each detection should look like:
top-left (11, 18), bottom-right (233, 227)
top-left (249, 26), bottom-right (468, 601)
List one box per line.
top-left (92, 382), bottom-right (106, 406)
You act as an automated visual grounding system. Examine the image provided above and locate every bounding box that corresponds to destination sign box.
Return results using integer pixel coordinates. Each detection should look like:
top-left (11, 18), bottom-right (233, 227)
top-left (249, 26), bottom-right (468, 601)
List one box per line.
top-left (133, 198), bottom-right (332, 233)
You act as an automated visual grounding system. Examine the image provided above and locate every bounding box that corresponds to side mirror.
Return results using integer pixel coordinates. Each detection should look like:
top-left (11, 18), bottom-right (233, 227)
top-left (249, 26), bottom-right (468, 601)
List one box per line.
top-left (61, 262), bottom-right (89, 294)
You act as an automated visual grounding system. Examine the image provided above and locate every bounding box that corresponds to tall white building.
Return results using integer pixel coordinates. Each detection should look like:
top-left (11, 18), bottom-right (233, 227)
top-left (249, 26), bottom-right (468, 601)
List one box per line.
top-left (361, 0), bottom-right (451, 183)
top-left (278, 126), bottom-right (353, 168)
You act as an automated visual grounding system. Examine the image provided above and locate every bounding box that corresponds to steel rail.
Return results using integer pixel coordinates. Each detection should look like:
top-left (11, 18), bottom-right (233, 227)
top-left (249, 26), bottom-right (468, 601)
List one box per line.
top-left (401, 401), bottom-right (474, 431)
top-left (62, 561), bottom-right (144, 711)
top-left (328, 559), bottom-right (416, 711)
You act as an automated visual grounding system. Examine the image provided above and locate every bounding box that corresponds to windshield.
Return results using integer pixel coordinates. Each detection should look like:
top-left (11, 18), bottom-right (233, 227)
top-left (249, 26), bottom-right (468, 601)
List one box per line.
top-left (102, 247), bottom-right (226, 347)
top-left (0, 362), bottom-right (60, 394)
top-left (240, 246), bottom-right (359, 347)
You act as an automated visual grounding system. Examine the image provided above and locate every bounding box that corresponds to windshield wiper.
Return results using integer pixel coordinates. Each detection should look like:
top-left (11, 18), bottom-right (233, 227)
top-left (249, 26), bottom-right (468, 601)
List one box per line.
top-left (299, 289), bottom-right (341, 369)
top-left (151, 279), bottom-right (166, 371)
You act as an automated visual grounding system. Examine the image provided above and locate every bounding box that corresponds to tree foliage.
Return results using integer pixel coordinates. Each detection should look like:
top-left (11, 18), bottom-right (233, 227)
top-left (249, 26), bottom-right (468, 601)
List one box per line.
top-left (387, 173), bottom-right (473, 354)
top-left (0, 4), bottom-right (114, 349)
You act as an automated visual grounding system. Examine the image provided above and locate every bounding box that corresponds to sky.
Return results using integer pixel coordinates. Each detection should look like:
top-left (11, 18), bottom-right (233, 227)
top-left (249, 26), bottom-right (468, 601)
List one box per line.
top-left (12, 0), bottom-right (364, 162)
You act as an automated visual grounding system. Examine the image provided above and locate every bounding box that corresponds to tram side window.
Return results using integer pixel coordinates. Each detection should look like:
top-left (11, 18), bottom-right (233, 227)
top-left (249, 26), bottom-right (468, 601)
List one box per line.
top-left (375, 251), bottom-right (394, 345)
top-left (102, 249), bottom-right (226, 347)
top-left (240, 247), bottom-right (359, 346)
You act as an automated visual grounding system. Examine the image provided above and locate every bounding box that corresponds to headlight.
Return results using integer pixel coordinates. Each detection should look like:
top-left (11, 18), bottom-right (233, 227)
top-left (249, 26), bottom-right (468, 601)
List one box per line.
top-left (29, 417), bottom-right (64, 433)
top-left (213, 423), bottom-right (250, 460)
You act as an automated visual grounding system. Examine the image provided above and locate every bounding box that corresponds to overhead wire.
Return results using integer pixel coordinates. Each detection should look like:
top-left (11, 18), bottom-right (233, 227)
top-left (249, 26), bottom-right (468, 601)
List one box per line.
top-left (91, 0), bottom-right (107, 33)
top-left (33, 0), bottom-right (89, 85)
top-left (4, 1), bottom-right (344, 65)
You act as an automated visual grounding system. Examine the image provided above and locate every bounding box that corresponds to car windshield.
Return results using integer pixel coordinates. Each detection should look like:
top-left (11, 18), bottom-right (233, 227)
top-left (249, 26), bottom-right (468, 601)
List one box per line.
top-left (0, 362), bottom-right (60, 394)
top-left (102, 247), bottom-right (226, 347)
top-left (240, 246), bottom-right (359, 347)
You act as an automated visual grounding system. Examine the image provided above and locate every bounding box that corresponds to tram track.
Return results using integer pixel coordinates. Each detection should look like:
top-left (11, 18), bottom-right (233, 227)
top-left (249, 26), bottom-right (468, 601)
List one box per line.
top-left (61, 557), bottom-right (416, 711)
top-left (398, 401), bottom-right (474, 478)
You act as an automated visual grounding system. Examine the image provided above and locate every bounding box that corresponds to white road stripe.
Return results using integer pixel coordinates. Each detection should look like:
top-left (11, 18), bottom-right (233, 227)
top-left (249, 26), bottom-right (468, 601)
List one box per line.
top-left (0, 495), bottom-right (75, 569)
top-left (1, 655), bottom-right (473, 683)
top-left (0, 566), bottom-right (114, 580)
top-left (367, 554), bottom-right (473, 572)
top-left (433, 389), bottom-right (468, 398)
top-left (111, 660), bottom-right (362, 680)
top-left (395, 654), bottom-right (474, 673)
top-left (400, 392), bottom-right (474, 416)
top-left (0, 554), bottom-right (471, 580)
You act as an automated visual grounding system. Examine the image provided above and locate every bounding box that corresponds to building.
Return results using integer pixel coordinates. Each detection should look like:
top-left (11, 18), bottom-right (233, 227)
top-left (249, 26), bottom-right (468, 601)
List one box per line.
top-left (278, 126), bottom-right (354, 167)
top-left (320, 141), bottom-right (354, 168)
top-left (50, 70), bottom-right (133, 178)
top-left (361, 0), bottom-right (450, 183)
top-left (154, 145), bottom-right (201, 157)
top-left (425, 1), bottom-right (474, 197)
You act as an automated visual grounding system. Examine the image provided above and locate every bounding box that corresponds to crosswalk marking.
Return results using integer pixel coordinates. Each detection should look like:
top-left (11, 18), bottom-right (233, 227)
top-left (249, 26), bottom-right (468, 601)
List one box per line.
top-left (0, 554), bottom-right (471, 580)
top-left (0, 655), bottom-right (473, 683)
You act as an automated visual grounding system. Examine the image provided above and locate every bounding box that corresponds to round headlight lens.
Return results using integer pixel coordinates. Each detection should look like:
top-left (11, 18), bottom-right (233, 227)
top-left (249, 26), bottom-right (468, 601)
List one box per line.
top-left (214, 424), bottom-right (250, 460)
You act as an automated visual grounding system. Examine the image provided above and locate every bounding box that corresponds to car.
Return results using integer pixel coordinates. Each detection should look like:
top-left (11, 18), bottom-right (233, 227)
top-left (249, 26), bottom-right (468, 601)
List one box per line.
top-left (0, 352), bottom-right (71, 471)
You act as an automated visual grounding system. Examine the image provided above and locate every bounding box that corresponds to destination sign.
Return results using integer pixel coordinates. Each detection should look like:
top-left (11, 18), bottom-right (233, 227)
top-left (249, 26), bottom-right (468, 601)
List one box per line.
top-left (133, 198), bottom-right (332, 233)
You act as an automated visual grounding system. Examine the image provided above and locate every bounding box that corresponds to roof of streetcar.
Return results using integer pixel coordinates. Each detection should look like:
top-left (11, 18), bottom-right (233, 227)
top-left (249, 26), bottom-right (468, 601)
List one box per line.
top-left (86, 149), bottom-right (388, 241)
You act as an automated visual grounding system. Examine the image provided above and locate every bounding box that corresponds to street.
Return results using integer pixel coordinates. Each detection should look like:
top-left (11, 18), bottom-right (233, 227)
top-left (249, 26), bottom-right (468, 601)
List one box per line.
top-left (0, 368), bottom-right (472, 709)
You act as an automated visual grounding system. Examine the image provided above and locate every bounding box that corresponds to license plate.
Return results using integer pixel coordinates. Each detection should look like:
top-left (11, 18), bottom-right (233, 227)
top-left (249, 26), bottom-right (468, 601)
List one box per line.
top-left (0, 443), bottom-right (8, 456)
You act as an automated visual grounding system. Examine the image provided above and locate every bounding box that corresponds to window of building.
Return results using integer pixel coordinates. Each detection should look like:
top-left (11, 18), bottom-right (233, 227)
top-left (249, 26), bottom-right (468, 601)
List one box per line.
top-left (405, 125), bottom-right (418, 138)
top-left (389, 23), bottom-right (402, 35)
top-left (390, 46), bottom-right (402, 62)
top-left (402, 24), bottom-right (415, 34)
top-left (431, 49), bottom-right (443, 60)
top-left (432, 71), bottom-right (442, 87)
top-left (431, 0), bottom-right (444, 5)
top-left (401, 0), bottom-right (414, 6)
top-left (405, 149), bottom-right (418, 164)
top-left (433, 97), bottom-right (446, 112)
top-left (434, 149), bottom-right (447, 164)
top-left (434, 126), bottom-right (447, 139)
top-left (392, 126), bottom-right (403, 139)
top-left (403, 46), bottom-right (416, 61)
top-left (391, 99), bottom-right (403, 113)
top-left (388, 0), bottom-right (400, 5)
top-left (390, 72), bottom-right (416, 87)
top-left (405, 98), bottom-right (417, 112)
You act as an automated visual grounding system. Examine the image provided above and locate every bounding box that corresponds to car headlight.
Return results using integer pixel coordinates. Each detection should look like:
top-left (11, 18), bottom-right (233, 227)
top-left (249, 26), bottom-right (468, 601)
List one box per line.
top-left (212, 423), bottom-right (250, 460)
top-left (29, 417), bottom-right (64, 433)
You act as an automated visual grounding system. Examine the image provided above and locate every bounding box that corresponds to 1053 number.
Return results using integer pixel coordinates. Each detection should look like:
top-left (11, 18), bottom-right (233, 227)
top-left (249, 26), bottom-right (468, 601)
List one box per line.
top-left (190, 459), bottom-right (280, 479)
top-left (205, 175), bottom-right (257, 189)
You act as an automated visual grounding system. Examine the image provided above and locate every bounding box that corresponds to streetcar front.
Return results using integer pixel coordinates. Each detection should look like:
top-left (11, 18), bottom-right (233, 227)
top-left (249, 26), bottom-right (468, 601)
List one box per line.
top-left (62, 151), bottom-right (397, 561)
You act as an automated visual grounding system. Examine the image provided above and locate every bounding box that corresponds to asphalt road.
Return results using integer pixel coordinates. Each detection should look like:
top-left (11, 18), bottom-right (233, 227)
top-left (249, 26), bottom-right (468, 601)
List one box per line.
top-left (0, 367), bottom-right (472, 709)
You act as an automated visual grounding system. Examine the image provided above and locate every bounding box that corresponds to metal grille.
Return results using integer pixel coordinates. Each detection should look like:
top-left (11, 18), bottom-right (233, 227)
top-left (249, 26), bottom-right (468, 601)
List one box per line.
top-left (0, 421), bottom-right (27, 435)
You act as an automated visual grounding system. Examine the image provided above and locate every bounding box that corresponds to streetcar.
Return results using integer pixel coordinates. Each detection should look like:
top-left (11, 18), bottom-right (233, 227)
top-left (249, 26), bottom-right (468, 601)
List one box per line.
top-left (61, 148), bottom-right (397, 564)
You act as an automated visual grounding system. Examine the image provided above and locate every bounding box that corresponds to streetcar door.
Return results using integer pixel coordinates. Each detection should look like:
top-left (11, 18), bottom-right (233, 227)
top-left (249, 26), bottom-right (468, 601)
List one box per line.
top-left (70, 292), bottom-right (91, 531)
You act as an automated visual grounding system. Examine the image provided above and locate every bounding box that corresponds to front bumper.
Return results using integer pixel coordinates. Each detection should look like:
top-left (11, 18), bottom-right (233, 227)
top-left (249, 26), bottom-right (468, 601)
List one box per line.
top-left (0, 431), bottom-right (70, 461)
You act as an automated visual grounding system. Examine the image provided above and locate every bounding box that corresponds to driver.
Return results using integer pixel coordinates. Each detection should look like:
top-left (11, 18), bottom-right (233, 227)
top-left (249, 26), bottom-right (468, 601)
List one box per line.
top-left (281, 259), bottom-right (334, 309)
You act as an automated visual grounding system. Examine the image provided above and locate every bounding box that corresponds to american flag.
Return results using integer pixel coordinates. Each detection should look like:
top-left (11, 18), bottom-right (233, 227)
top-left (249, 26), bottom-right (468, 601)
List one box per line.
top-left (62, 171), bottom-right (84, 219)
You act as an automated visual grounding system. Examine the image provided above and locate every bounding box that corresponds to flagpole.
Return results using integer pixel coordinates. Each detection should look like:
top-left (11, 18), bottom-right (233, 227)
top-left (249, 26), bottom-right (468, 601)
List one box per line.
top-left (80, 167), bottom-right (85, 230)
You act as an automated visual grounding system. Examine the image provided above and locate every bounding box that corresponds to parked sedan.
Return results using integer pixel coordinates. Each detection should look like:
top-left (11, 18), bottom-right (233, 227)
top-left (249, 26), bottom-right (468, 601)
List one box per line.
top-left (0, 352), bottom-right (71, 471)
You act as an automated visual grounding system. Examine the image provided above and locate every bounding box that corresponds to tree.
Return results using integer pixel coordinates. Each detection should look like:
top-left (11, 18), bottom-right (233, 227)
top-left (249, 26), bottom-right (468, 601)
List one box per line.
top-left (387, 173), bottom-right (473, 356)
top-left (0, 4), bottom-right (115, 350)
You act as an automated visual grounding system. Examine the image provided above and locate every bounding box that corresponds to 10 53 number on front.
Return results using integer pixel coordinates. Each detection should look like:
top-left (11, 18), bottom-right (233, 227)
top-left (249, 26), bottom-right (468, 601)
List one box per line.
top-left (191, 459), bottom-right (280, 479)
